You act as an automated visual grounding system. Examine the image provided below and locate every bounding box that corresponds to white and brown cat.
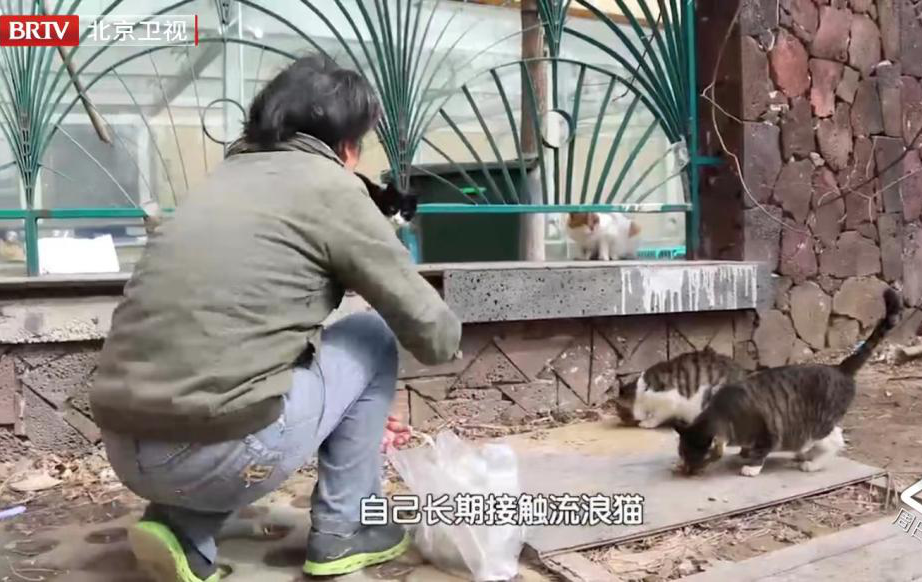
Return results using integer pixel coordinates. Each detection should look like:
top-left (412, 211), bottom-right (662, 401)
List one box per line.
top-left (565, 212), bottom-right (640, 260)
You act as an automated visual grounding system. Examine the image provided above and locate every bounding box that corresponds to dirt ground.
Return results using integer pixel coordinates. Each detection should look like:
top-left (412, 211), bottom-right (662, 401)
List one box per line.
top-left (0, 350), bottom-right (917, 582)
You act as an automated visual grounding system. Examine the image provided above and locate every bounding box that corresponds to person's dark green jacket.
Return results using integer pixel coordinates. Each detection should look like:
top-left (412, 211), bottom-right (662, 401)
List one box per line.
top-left (90, 134), bottom-right (461, 443)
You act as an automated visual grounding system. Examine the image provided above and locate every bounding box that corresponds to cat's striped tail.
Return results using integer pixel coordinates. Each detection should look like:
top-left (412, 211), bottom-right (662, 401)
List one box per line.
top-left (837, 287), bottom-right (901, 376)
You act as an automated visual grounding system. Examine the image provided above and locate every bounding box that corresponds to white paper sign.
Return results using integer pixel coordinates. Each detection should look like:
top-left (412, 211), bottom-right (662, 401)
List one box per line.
top-left (38, 234), bottom-right (121, 275)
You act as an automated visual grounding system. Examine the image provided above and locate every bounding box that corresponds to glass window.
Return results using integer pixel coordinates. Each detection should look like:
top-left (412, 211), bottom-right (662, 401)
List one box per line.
top-left (0, 0), bottom-right (691, 276)
top-left (0, 220), bottom-right (27, 277)
top-left (40, 122), bottom-right (148, 209)
top-left (0, 135), bottom-right (20, 210)
top-left (36, 218), bottom-right (148, 275)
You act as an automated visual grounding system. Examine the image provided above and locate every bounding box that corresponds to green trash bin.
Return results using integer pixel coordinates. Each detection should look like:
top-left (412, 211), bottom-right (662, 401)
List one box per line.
top-left (385, 161), bottom-right (535, 263)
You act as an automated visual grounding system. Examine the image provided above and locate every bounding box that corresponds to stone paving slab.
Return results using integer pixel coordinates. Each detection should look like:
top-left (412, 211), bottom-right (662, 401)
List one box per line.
top-left (498, 422), bottom-right (884, 557)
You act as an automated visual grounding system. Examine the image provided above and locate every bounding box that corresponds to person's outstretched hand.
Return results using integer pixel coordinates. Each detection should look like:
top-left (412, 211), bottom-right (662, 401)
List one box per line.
top-left (381, 415), bottom-right (412, 453)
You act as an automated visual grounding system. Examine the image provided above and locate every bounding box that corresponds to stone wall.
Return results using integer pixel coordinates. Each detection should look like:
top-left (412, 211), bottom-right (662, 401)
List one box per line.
top-left (0, 309), bottom-right (748, 458)
top-left (0, 342), bottom-right (102, 462)
top-left (392, 311), bottom-right (749, 429)
top-left (708, 0), bottom-right (922, 364)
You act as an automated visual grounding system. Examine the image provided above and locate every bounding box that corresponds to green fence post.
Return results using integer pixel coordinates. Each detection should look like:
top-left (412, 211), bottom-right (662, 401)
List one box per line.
top-left (24, 211), bottom-right (39, 276)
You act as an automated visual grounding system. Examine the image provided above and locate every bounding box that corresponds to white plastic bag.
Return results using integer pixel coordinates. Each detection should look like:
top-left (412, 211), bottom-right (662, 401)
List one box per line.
top-left (387, 430), bottom-right (527, 581)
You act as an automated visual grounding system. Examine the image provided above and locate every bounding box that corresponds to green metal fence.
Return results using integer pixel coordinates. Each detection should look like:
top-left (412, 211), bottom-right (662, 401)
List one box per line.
top-left (0, 0), bottom-right (710, 275)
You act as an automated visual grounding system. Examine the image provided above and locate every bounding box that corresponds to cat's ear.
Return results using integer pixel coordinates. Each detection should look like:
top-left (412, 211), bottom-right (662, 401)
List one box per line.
top-left (387, 181), bottom-right (412, 198)
top-left (356, 173), bottom-right (380, 195)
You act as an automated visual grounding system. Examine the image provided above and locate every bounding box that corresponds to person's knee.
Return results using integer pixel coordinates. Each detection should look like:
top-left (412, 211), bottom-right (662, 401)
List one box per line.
top-left (355, 311), bottom-right (398, 352)
top-left (331, 311), bottom-right (398, 364)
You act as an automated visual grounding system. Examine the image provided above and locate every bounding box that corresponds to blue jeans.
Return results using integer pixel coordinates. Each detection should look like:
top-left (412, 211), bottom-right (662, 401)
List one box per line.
top-left (101, 312), bottom-right (399, 564)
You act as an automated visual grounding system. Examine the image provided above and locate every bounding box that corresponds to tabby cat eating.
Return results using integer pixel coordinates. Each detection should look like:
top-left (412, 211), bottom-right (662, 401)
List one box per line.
top-left (674, 287), bottom-right (901, 477)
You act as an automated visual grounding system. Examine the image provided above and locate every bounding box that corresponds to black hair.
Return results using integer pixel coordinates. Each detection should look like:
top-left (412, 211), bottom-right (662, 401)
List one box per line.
top-left (243, 53), bottom-right (382, 155)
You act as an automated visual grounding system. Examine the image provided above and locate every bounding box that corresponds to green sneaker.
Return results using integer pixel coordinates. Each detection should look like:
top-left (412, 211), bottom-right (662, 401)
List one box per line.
top-left (303, 524), bottom-right (410, 577)
top-left (128, 521), bottom-right (221, 582)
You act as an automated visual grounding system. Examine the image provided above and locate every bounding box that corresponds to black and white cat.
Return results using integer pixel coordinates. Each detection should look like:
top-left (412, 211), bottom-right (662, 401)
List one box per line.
top-left (674, 287), bottom-right (901, 477)
top-left (356, 173), bottom-right (418, 229)
top-left (625, 348), bottom-right (750, 429)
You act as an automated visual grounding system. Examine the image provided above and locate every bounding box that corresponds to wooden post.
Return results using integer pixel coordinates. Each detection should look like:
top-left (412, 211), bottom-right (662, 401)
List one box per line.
top-left (42, 0), bottom-right (111, 144)
top-left (519, 0), bottom-right (547, 261)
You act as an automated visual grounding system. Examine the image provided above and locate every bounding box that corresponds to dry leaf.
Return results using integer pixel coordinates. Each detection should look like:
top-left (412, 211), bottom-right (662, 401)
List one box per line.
top-left (10, 471), bottom-right (61, 493)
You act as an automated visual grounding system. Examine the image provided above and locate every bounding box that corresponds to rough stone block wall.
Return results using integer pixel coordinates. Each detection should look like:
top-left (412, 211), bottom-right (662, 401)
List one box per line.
top-left (391, 312), bottom-right (746, 430)
top-left (738, 0), bottom-right (922, 364)
top-left (0, 311), bottom-right (745, 458)
top-left (0, 342), bottom-right (101, 461)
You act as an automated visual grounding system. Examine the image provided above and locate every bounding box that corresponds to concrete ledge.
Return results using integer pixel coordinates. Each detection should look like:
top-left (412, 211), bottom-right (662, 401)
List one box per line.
top-left (0, 273), bottom-right (131, 290)
top-left (438, 261), bottom-right (773, 323)
top-left (0, 261), bottom-right (772, 341)
top-left (0, 298), bottom-right (116, 343)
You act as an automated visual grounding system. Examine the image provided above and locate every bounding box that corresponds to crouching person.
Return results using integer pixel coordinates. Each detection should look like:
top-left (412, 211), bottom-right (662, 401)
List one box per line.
top-left (89, 54), bottom-right (461, 582)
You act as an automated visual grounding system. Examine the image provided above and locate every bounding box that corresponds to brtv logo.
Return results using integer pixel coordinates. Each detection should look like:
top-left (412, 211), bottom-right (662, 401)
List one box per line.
top-left (0, 15), bottom-right (79, 46)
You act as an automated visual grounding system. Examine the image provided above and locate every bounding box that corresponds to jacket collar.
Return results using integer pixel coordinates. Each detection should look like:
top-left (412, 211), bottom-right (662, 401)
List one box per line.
top-left (224, 132), bottom-right (344, 166)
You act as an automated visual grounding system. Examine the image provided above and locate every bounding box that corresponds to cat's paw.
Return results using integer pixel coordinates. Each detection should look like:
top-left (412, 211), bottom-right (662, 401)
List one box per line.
top-left (794, 451), bottom-right (808, 462)
top-left (799, 460), bottom-right (826, 472)
top-left (638, 418), bottom-right (660, 428)
top-left (740, 464), bottom-right (763, 477)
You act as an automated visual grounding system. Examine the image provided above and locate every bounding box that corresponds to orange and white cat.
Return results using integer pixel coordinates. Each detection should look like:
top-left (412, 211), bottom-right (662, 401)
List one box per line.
top-left (565, 212), bottom-right (641, 260)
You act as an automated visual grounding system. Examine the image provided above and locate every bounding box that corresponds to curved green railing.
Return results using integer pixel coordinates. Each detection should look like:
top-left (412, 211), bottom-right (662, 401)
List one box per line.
top-left (397, 0), bottom-right (705, 261)
top-left (411, 56), bottom-right (689, 211)
top-left (0, 0), bottom-right (710, 274)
